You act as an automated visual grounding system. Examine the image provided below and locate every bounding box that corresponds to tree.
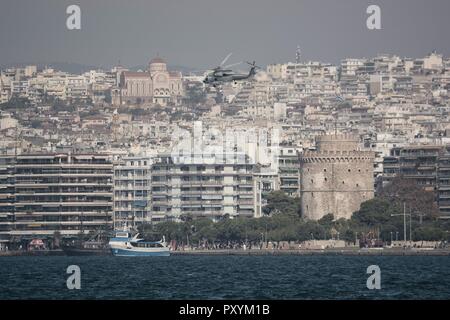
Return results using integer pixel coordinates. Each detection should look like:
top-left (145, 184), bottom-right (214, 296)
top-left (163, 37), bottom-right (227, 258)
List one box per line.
top-left (413, 226), bottom-right (445, 241)
top-left (263, 191), bottom-right (301, 217)
top-left (318, 213), bottom-right (334, 226)
top-left (190, 218), bottom-right (216, 243)
top-left (0, 96), bottom-right (30, 110)
top-left (296, 221), bottom-right (325, 241)
top-left (380, 175), bottom-right (439, 220)
top-left (352, 198), bottom-right (399, 227)
top-left (341, 229), bottom-right (356, 243)
top-left (154, 221), bottom-right (185, 242)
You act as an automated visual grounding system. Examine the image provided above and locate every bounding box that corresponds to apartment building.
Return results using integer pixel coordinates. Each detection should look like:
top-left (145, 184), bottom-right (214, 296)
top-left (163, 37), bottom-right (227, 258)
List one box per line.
top-left (253, 166), bottom-right (279, 218)
top-left (0, 153), bottom-right (113, 242)
top-left (0, 156), bottom-right (15, 244)
top-left (382, 145), bottom-right (450, 218)
top-left (382, 146), bottom-right (440, 189)
top-left (113, 156), bottom-right (152, 229)
top-left (340, 58), bottom-right (366, 77)
top-left (278, 147), bottom-right (300, 197)
top-left (150, 153), bottom-right (256, 221)
top-left (438, 150), bottom-right (450, 218)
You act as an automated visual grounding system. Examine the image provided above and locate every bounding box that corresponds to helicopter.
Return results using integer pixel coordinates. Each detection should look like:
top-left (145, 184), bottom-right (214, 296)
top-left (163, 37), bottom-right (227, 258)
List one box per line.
top-left (202, 53), bottom-right (259, 87)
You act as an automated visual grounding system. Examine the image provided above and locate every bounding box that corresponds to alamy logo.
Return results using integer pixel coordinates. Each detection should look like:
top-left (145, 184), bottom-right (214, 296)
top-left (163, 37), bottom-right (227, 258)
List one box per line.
top-left (366, 5), bottom-right (381, 30)
top-left (170, 120), bottom-right (280, 171)
top-left (66, 5), bottom-right (81, 30)
top-left (366, 265), bottom-right (381, 290)
top-left (66, 265), bottom-right (81, 290)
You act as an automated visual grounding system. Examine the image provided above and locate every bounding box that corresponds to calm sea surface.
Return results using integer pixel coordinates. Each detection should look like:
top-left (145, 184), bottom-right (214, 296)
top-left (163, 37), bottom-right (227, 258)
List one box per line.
top-left (0, 255), bottom-right (449, 299)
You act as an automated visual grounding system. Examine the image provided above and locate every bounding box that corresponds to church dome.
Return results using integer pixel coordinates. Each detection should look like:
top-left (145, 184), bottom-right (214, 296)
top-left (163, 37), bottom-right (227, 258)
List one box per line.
top-left (148, 56), bottom-right (167, 73)
top-left (149, 57), bottom-right (166, 64)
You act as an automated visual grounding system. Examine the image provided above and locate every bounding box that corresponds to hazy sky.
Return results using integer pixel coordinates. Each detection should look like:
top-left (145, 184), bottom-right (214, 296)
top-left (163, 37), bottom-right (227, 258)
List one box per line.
top-left (1, 0), bottom-right (450, 69)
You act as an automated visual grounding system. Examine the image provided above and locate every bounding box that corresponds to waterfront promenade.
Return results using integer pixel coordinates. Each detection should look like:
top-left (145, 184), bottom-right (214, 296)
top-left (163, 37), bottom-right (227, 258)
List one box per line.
top-left (171, 247), bottom-right (450, 256)
top-left (1, 247), bottom-right (450, 256)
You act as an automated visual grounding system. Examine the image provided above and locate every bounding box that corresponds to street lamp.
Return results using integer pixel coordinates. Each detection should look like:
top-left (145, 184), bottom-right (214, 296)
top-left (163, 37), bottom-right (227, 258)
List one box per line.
top-left (391, 202), bottom-right (411, 248)
top-left (409, 206), bottom-right (412, 243)
top-left (390, 231), bottom-right (393, 245)
top-left (259, 180), bottom-right (263, 218)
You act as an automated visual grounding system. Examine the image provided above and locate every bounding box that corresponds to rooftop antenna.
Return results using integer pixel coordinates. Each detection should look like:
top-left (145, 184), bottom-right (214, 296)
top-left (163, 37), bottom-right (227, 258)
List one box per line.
top-left (296, 45), bottom-right (301, 64)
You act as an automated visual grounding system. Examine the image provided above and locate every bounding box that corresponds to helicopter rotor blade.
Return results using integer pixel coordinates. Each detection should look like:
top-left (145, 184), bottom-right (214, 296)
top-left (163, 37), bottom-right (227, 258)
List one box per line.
top-left (223, 61), bottom-right (243, 69)
top-left (220, 53), bottom-right (233, 67)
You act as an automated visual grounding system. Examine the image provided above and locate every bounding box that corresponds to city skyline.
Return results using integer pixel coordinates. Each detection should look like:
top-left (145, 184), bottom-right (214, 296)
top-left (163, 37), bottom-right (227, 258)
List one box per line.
top-left (1, 0), bottom-right (450, 69)
top-left (2, 0), bottom-right (450, 305)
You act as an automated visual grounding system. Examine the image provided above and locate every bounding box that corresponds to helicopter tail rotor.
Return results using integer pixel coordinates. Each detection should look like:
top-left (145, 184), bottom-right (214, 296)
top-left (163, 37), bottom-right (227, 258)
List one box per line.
top-left (246, 61), bottom-right (259, 69)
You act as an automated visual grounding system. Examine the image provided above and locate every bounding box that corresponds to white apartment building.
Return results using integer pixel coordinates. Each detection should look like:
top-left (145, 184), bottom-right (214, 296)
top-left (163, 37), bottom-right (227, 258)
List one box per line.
top-left (150, 152), bottom-right (256, 221)
top-left (66, 75), bottom-right (88, 101)
top-left (266, 63), bottom-right (290, 80)
top-left (10, 80), bottom-right (29, 98)
top-left (340, 58), bottom-right (366, 77)
top-left (423, 52), bottom-right (443, 70)
top-left (113, 156), bottom-right (152, 229)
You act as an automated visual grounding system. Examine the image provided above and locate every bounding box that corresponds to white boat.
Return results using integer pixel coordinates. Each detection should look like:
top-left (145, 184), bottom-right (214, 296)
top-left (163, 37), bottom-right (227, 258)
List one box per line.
top-left (109, 231), bottom-right (170, 257)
